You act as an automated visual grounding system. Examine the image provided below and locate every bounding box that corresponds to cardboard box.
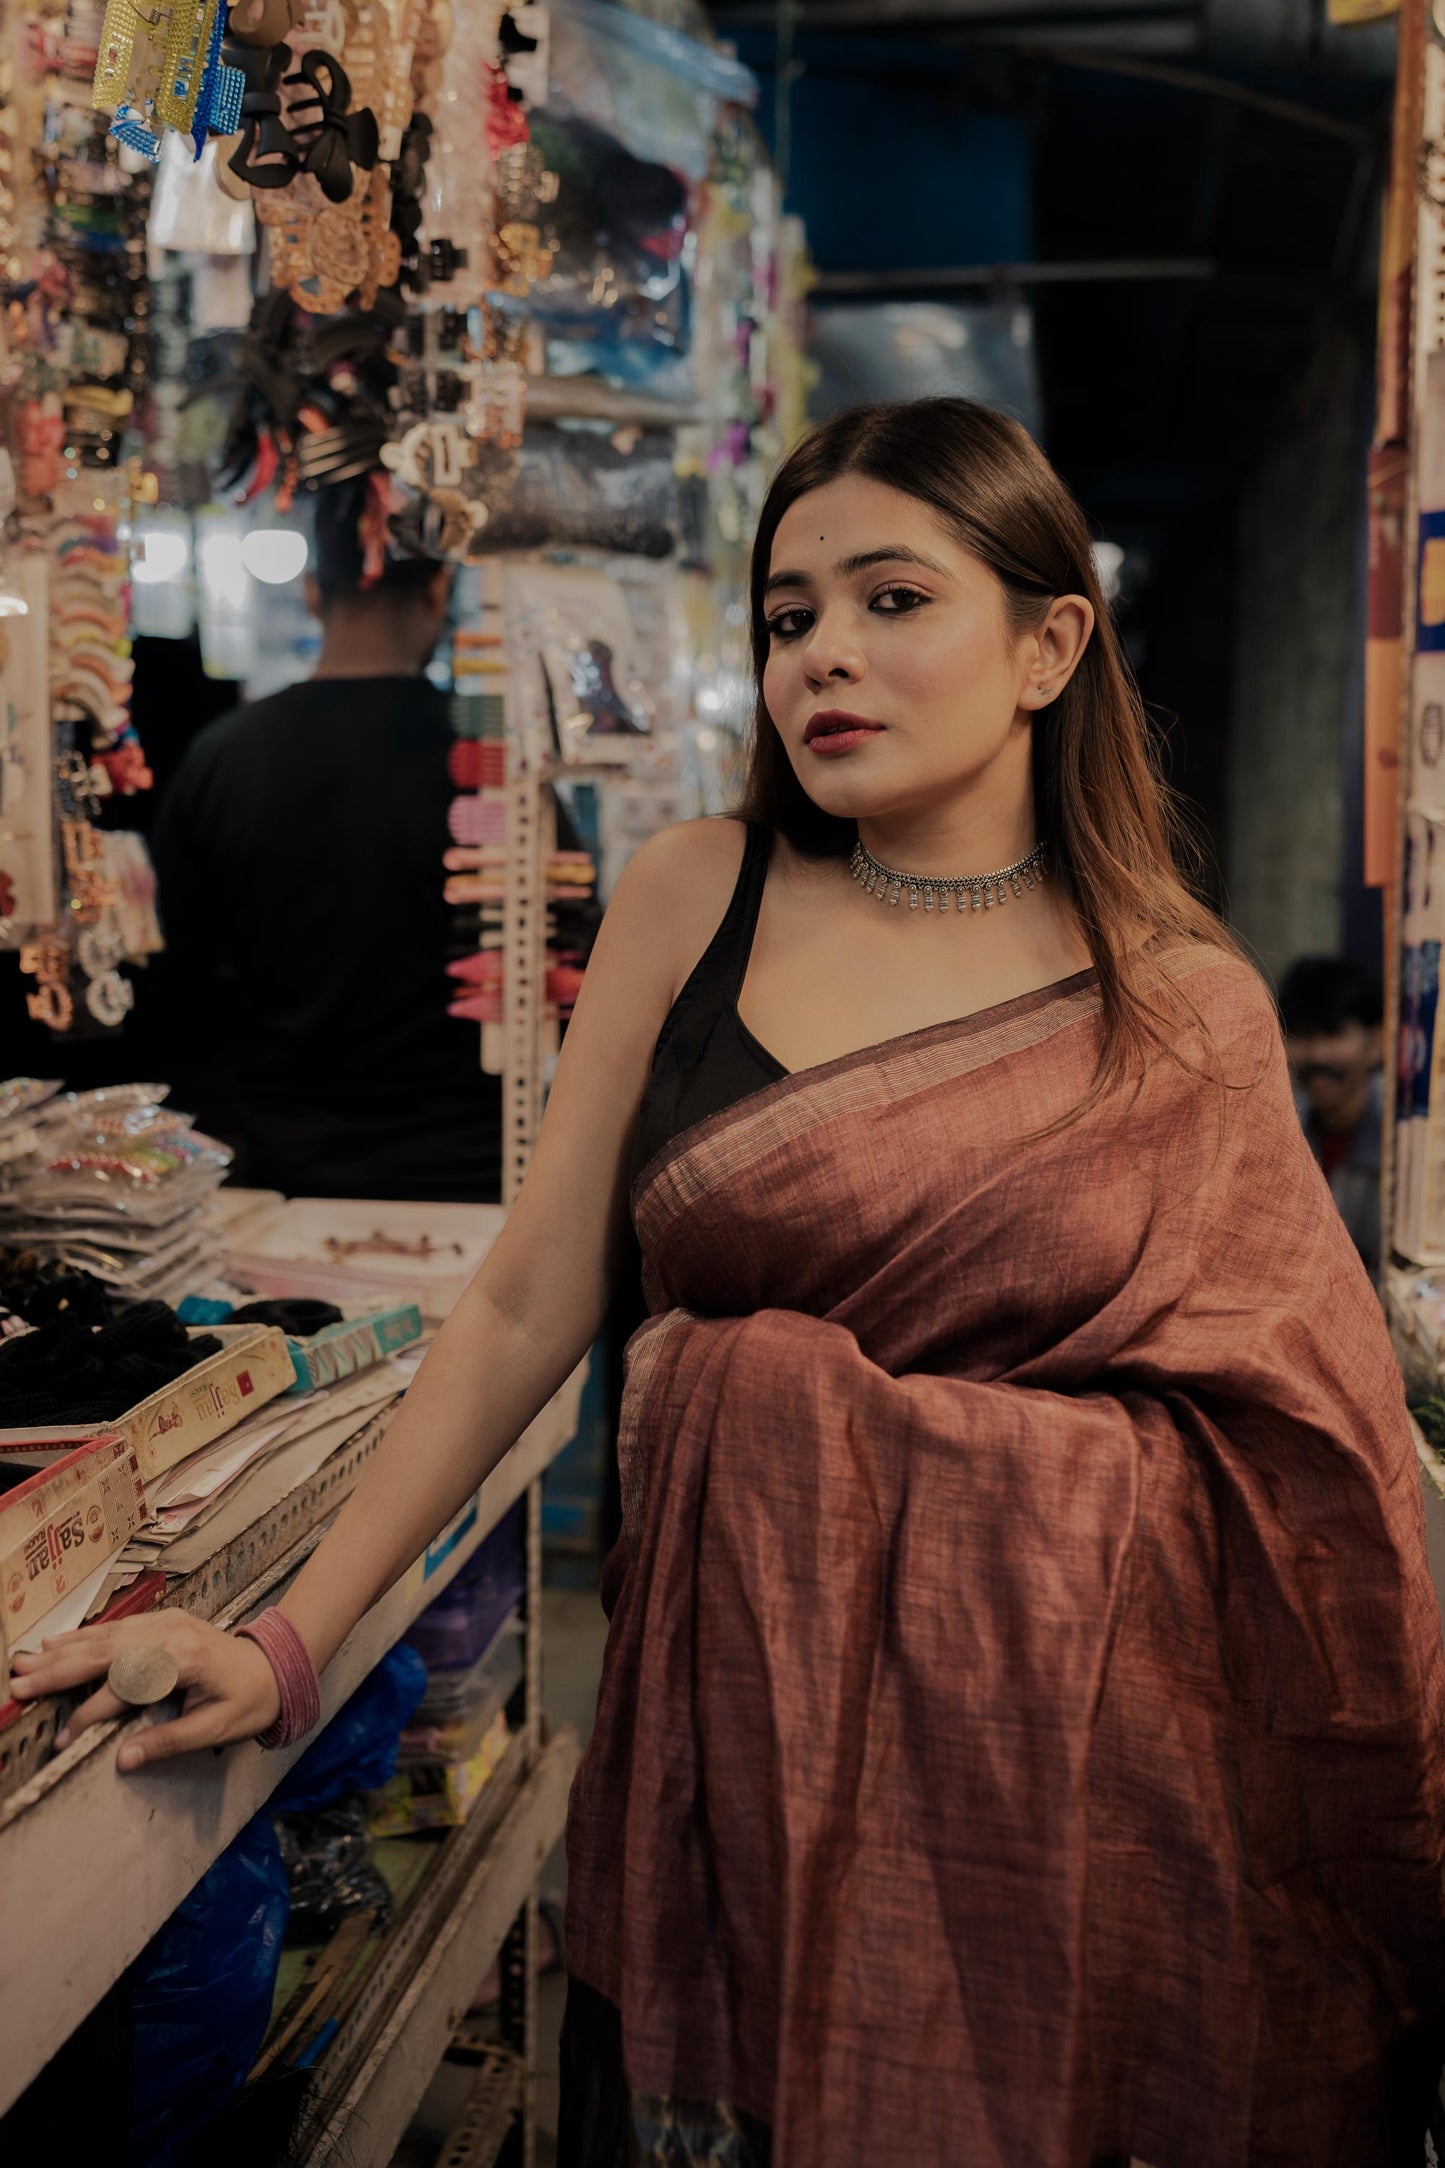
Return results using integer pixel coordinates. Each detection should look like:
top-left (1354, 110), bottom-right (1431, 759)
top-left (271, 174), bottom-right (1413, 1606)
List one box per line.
top-left (287, 1302), bottom-right (425, 1393)
top-left (0, 1325), bottom-right (295, 1483)
top-left (0, 1434), bottom-right (145, 1694)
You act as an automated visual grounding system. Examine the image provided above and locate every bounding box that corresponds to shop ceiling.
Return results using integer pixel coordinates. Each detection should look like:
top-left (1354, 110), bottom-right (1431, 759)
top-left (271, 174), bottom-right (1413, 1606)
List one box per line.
top-left (720, 0), bottom-right (1396, 546)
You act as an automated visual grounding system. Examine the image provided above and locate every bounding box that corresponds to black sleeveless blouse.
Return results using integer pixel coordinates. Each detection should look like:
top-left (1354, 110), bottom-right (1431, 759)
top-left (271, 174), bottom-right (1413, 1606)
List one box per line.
top-left (630, 821), bottom-right (785, 1192)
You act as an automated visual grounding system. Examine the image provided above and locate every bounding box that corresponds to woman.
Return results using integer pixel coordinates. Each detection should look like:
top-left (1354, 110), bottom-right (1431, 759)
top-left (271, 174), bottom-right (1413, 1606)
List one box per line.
top-left (14, 399), bottom-right (1445, 2167)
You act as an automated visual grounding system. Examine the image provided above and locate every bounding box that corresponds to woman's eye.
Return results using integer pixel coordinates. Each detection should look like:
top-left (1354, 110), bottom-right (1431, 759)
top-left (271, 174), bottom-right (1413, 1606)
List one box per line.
top-left (872, 585), bottom-right (929, 615)
top-left (767, 608), bottom-right (814, 642)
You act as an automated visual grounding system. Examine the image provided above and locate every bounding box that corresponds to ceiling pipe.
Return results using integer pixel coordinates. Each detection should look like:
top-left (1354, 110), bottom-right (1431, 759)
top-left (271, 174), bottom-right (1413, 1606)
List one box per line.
top-left (811, 256), bottom-right (1217, 294)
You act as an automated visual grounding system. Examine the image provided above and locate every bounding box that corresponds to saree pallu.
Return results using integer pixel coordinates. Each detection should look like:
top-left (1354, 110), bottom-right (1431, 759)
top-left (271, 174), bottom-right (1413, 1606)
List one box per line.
top-left (565, 950), bottom-right (1445, 2168)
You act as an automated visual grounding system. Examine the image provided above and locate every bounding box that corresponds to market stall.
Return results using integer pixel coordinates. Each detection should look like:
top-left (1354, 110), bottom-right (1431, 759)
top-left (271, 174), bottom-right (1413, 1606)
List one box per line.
top-left (0, 0), bottom-right (810, 2157)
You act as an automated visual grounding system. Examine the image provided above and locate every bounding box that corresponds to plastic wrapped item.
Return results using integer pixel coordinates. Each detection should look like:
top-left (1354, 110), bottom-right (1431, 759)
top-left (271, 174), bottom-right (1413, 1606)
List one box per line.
top-left (126, 1810), bottom-right (290, 2168)
top-left (504, 563), bottom-right (654, 766)
top-left (445, 427), bottom-right (679, 560)
top-left (272, 1640), bottom-right (429, 1814)
top-left (148, 133), bottom-right (257, 255)
top-left (369, 1707), bottom-right (513, 1835)
top-left (0, 1096), bottom-right (232, 1305)
top-left (10, 1104), bottom-right (232, 1224)
top-left (525, 107), bottom-right (688, 354)
top-left (546, 0), bottom-right (757, 186)
top-left (401, 1617), bottom-right (524, 1764)
top-left (406, 1500), bottom-right (526, 1672)
top-left (275, 1796), bottom-right (393, 1944)
top-left (0, 1081), bottom-right (62, 1126)
top-left (507, 0), bottom-right (757, 387)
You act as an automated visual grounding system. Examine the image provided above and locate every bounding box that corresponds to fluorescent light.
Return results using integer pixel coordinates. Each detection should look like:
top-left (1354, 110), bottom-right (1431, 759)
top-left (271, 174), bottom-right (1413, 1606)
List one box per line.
top-left (240, 528), bottom-right (308, 584)
top-left (198, 528), bottom-right (250, 613)
top-left (132, 528), bottom-right (190, 585)
top-left (1092, 541), bottom-right (1125, 603)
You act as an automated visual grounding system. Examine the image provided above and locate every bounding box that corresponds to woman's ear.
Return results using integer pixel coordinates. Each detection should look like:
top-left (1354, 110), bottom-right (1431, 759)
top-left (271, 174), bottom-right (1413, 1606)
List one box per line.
top-left (1025, 594), bottom-right (1095, 709)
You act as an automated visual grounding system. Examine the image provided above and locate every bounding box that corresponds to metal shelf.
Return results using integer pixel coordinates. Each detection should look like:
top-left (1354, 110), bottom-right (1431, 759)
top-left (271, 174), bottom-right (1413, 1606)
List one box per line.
top-left (0, 1363), bottom-right (586, 2117)
top-left (300, 1730), bottom-right (579, 2168)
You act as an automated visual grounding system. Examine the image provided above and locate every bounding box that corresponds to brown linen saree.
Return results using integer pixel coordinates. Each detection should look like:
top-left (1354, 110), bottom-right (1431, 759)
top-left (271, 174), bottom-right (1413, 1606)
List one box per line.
top-left (566, 948), bottom-right (1445, 2168)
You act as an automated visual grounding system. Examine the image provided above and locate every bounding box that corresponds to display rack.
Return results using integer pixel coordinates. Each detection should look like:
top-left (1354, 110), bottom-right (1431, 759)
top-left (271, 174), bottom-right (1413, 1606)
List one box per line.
top-left (0, 1364), bottom-right (586, 2124)
top-left (0, 580), bottom-right (588, 2156)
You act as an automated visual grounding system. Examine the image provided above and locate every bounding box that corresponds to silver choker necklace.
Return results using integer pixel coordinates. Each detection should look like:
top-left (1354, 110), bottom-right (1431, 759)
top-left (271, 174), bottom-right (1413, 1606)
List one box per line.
top-left (849, 836), bottom-right (1046, 916)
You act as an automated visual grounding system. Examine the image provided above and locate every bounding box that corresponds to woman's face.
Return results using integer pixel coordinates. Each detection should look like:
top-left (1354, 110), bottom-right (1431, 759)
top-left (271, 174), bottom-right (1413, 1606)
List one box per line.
top-left (761, 474), bottom-right (1074, 828)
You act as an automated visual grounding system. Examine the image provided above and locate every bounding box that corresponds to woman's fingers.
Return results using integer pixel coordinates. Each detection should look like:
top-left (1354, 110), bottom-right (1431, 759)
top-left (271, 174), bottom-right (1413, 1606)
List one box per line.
top-left (16, 1613), bottom-right (280, 1766)
top-left (8, 1625), bottom-right (120, 1698)
top-left (115, 1702), bottom-right (229, 1773)
top-left (55, 1683), bottom-right (128, 1749)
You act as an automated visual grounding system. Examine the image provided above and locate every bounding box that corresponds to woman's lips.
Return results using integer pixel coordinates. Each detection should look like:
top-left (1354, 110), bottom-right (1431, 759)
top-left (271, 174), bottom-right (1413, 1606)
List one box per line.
top-left (803, 712), bottom-right (886, 756)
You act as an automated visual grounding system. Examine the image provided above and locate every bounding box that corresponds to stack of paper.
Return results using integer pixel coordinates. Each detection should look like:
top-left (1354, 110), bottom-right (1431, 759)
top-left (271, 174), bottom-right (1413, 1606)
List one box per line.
top-left (120, 1348), bottom-right (426, 1578)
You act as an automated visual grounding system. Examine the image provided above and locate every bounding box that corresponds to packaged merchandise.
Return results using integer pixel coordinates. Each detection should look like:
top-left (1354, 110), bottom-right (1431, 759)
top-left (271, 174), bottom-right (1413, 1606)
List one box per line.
top-left (0, 1433), bottom-right (146, 1693)
top-left (367, 1707), bottom-right (513, 1835)
top-left (365, 1506), bottom-right (527, 1834)
top-left (0, 1088), bottom-right (234, 1303)
top-left (400, 1619), bottom-right (524, 1766)
top-left (0, 1323), bottom-right (296, 1485)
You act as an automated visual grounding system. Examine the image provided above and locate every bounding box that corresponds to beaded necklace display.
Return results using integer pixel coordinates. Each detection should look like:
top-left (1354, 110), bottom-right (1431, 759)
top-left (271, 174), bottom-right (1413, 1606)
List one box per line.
top-left (849, 836), bottom-right (1047, 916)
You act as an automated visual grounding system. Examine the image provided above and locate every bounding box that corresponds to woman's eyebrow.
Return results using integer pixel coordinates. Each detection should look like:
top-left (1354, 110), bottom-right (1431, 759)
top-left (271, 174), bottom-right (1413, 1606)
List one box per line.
top-left (763, 544), bottom-right (948, 599)
top-left (836, 545), bottom-right (949, 578)
top-left (763, 567), bottom-right (811, 597)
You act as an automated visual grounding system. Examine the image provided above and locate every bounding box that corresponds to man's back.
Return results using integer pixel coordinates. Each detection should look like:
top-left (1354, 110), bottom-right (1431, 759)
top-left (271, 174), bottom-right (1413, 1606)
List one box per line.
top-left (152, 673), bottom-right (500, 1202)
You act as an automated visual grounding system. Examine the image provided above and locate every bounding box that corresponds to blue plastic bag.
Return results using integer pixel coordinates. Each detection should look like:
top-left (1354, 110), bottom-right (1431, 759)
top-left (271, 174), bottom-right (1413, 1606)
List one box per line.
top-left (271, 1641), bottom-right (427, 1815)
top-left (126, 1811), bottom-right (289, 2168)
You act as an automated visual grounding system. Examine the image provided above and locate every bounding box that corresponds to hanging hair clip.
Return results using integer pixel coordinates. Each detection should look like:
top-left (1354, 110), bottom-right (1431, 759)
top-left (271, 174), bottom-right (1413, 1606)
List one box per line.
top-left (283, 50), bottom-right (380, 204)
top-left (226, 38), bottom-right (299, 187)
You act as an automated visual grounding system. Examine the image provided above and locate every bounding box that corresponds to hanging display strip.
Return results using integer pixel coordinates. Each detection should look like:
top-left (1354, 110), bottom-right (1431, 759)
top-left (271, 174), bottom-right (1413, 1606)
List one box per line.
top-left (499, 562), bottom-right (555, 1202)
top-left (0, 559), bottom-right (54, 939)
top-left (1390, 9), bottom-right (1445, 1265)
top-left (0, 4), bottom-right (163, 1040)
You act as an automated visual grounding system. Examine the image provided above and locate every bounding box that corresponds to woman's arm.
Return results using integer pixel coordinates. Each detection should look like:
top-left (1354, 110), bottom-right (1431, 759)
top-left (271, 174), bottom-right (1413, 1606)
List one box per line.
top-left (10, 820), bottom-right (747, 1767)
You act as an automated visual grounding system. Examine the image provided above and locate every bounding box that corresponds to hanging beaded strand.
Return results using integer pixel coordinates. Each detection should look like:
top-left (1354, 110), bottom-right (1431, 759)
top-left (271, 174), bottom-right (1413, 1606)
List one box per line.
top-left (849, 837), bottom-right (1047, 917)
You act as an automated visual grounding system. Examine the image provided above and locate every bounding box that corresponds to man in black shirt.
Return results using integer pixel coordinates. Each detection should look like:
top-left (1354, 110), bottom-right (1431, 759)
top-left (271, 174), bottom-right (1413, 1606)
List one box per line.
top-left (149, 497), bottom-right (501, 1202)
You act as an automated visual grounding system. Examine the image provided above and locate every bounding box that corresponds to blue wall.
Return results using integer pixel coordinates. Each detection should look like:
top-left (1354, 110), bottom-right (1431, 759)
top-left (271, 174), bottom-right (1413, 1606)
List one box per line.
top-left (734, 34), bottom-right (1033, 274)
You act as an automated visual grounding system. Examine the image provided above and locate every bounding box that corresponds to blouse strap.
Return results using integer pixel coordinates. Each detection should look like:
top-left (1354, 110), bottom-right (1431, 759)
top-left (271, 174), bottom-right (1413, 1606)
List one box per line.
top-left (721, 821), bottom-right (773, 1002)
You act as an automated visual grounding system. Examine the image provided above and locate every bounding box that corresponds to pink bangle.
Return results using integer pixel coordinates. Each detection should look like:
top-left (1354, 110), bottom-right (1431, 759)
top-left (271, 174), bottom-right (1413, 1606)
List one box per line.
top-left (235, 1608), bottom-right (322, 1749)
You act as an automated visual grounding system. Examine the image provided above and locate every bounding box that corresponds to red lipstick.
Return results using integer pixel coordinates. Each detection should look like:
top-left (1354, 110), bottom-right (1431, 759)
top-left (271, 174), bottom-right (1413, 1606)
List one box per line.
top-left (803, 710), bottom-right (886, 756)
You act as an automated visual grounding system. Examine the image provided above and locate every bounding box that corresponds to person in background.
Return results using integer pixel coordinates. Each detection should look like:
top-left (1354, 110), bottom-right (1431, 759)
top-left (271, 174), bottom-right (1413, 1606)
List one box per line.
top-left (148, 482), bottom-right (502, 1203)
top-left (1278, 954), bottom-right (1383, 1277)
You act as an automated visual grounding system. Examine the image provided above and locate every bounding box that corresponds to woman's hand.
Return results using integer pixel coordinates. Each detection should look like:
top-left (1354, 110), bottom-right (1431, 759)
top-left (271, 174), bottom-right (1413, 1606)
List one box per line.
top-left (9, 1612), bottom-right (281, 1771)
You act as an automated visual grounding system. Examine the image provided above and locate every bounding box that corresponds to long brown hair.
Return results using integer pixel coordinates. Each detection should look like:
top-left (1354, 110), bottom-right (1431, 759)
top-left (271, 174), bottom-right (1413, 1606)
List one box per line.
top-left (738, 397), bottom-right (1232, 1101)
